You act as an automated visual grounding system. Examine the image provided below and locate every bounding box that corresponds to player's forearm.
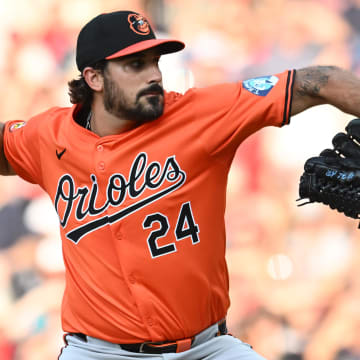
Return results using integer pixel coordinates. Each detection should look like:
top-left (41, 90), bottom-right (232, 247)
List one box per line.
top-left (291, 65), bottom-right (360, 117)
top-left (0, 123), bottom-right (14, 176)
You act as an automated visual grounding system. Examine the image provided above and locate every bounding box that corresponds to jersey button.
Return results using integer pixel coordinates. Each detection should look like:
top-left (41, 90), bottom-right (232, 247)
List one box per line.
top-left (98, 161), bottom-right (105, 171)
top-left (97, 145), bottom-right (104, 152)
top-left (129, 275), bottom-right (136, 284)
top-left (147, 317), bottom-right (154, 326)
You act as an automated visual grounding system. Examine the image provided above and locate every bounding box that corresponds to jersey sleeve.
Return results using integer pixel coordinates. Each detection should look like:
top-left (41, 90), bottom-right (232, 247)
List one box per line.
top-left (3, 115), bottom-right (44, 187)
top-left (189, 70), bottom-right (295, 157)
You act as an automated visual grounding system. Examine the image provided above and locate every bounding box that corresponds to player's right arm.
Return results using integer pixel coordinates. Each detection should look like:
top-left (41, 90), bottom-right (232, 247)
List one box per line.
top-left (291, 66), bottom-right (360, 117)
top-left (0, 123), bottom-right (15, 176)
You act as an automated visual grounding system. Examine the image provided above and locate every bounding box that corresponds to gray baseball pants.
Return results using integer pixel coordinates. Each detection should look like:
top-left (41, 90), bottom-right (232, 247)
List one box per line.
top-left (58, 322), bottom-right (267, 360)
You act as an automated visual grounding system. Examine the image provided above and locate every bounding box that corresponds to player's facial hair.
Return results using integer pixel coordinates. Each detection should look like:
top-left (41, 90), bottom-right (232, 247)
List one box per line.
top-left (102, 74), bottom-right (164, 122)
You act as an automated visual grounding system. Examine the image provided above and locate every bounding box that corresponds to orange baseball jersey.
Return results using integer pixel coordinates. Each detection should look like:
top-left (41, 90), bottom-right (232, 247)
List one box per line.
top-left (3, 70), bottom-right (295, 343)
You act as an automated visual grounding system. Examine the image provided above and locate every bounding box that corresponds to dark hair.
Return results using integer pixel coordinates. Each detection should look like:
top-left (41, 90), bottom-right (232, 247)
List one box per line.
top-left (68, 60), bottom-right (107, 105)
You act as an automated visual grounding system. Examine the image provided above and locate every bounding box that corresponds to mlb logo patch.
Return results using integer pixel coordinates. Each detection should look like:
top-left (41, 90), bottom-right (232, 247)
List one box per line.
top-left (243, 75), bottom-right (279, 96)
top-left (9, 121), bottom-right (26, 132)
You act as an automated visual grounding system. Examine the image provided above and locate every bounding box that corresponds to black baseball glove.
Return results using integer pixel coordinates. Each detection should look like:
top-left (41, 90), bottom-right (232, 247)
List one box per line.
top-left (298, 119), bottom-right (360, 226)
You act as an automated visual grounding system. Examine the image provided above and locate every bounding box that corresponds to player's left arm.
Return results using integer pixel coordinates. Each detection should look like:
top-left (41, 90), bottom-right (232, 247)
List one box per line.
top-left (291, 65), bottom-right (360, 117)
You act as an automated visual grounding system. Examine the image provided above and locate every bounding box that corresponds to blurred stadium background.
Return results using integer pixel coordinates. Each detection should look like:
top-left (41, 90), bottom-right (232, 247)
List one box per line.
top-left (1, 0), bottom-right (360, 359)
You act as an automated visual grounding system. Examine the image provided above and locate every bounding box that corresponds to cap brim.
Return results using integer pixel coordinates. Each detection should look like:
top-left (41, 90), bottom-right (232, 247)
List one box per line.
top-left (105, 39), bottom-right (185, 59)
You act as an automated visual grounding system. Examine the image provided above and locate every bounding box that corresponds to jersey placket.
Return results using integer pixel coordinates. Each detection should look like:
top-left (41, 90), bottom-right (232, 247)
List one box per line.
top-left (93, 139), bottom-right (157, 339)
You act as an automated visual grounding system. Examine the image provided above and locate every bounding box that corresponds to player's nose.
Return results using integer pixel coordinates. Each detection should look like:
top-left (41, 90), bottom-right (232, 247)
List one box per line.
top-left (146, 63), bottom-right (162, 84)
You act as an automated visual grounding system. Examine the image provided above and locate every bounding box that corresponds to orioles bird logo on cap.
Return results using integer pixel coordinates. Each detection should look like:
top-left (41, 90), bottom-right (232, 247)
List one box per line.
top-left (128, 14), bottom-right (151, 35)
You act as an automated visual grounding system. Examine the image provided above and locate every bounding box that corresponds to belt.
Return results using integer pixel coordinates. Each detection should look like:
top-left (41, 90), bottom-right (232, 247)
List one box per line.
top-left (71, 319), bottom-right (227, 354)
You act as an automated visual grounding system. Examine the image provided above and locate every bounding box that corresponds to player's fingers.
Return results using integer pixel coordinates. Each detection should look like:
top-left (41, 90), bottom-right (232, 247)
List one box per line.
top-left (346, 118), bottom-right (360, 143)
top-left (332, 132), bottom-right (360, 158)
top-left (319, 148), bottom-right (339, 157)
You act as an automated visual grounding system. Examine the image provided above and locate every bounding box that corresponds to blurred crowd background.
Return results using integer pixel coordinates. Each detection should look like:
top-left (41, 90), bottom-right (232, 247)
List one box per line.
top-left (0, 0), bottom-right (360, 359)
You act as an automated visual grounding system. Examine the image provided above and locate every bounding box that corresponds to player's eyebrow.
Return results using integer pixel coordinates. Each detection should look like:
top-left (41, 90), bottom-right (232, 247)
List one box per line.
top-left (114, 50), bottom-right (160, 62)
top-left (121, 52), bottom-right (146, 60)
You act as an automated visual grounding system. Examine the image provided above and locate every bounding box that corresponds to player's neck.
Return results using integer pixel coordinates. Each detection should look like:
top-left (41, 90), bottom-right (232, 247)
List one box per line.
top-left (89, 103), bottom-right (138, 137)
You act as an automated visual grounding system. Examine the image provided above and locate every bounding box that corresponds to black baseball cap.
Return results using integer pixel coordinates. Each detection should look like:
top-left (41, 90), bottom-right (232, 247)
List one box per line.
top-left (76, 10), bottom-right (185, 72)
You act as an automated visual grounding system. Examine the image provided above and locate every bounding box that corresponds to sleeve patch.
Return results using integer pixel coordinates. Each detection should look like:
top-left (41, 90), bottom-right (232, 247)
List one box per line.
top-left (9, 121), bottom-right (26, 132)
top-left (242, 75), bottom-right (279, 96)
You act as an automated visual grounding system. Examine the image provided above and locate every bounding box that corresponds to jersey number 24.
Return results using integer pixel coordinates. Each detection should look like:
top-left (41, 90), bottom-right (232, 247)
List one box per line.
top-left (143, 202), bottom-right (200, 258)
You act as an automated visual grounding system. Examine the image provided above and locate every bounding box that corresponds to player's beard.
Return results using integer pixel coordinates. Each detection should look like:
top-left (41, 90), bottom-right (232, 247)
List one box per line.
top-left (103, 74), bottom-right (164, 123)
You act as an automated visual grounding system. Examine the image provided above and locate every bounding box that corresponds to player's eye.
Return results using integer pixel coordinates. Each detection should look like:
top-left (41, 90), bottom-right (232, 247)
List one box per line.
top-left (127, 59), bottom-right (145, 70)
top-left (123, 55), bottom-right (160, 72)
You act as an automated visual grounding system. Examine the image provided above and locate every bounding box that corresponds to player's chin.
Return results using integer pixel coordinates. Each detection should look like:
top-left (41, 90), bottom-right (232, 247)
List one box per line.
top-left (144, 96), bottom-right (164, 115)
top-left (135, 99), bottom-right (164, 122)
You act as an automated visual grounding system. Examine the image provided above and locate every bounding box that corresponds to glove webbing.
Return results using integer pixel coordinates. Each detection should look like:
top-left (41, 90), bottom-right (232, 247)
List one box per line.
top-left (298, 163), bottom-right (360, 230)
top-left (298, 119), bottom-right (360, 228)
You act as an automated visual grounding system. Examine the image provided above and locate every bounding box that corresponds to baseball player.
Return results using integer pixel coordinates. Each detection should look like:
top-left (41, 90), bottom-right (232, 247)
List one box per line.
top-left (1, 9), bottom-right (360, 360)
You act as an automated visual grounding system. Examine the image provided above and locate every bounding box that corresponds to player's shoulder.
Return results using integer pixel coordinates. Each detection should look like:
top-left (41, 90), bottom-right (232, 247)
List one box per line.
top-left (168, 84), bottom-right (244, 117)
top-left (19, 106), bottom-right (74, 136)
top-left (164, 83), bottom-right (238, 106)
top-left (28, 106), bottom-right (73, 123)
top-left (5, 106), bottom-right (73, 136)
top-left (164, 91), bottom-right (185, 107)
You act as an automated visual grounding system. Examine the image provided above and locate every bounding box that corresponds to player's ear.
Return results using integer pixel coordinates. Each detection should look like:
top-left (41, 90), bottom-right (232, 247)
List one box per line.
top-left (82, 67), bottom-right (104, 92)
